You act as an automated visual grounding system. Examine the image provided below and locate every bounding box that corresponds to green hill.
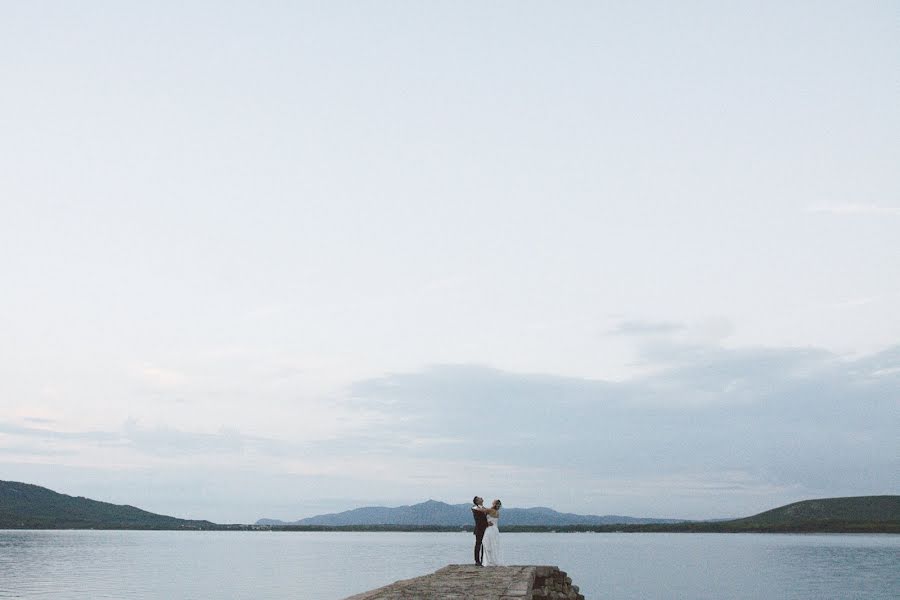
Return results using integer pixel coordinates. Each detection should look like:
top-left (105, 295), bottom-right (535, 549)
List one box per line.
top-left (512, 495), bottom-right (899, 533)
top-left (726, 495), bottom-right (900, 532)
top-left (0, 480), bottom-right (216, 529)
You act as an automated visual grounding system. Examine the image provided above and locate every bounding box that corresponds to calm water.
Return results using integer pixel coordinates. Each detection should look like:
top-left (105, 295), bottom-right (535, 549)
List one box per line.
top-left (0, 530), bottom-right (897, 599)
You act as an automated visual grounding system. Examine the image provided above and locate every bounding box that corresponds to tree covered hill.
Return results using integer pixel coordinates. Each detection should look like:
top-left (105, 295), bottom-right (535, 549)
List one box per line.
top-left (728, 495), bottom-right (900, 530)
top-left (0, 480), bottom-right (215, 529)
top-left (513, 495), bottom-right (900, 534)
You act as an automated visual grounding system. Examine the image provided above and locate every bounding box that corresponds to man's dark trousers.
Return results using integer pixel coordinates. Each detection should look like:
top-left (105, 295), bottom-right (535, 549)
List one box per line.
top-left (472, 508), bottom-right (488, 565)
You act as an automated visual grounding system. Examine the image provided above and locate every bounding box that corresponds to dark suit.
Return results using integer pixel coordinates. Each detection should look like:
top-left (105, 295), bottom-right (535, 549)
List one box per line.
top-left (472, 506), bottom-right (489, 564)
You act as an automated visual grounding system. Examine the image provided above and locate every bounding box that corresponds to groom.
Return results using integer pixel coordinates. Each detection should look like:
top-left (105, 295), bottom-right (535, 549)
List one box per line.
top-left (471, 496), bottom-right (492, 566)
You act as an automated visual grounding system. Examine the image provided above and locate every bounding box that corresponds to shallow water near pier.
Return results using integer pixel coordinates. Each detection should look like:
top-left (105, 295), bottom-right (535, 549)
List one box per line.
top-left (1, 530), bottom-right (897, 599)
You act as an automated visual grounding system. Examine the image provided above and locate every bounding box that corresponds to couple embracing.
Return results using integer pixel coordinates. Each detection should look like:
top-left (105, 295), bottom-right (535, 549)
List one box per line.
top-left (471, 496), bottom-right (502, 566)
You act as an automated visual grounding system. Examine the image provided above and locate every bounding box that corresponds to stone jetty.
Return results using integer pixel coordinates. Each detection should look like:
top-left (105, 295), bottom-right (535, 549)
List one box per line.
top-left (344, 565), bottom-right (584, 600)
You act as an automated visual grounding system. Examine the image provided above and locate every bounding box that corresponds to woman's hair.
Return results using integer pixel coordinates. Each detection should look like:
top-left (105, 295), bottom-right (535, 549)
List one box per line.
top-left (493, 499), bottom-right (502, 508)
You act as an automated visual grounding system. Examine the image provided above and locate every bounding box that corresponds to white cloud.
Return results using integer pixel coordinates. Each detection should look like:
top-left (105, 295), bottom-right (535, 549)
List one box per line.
top-left (807, 203), bottom-right (900, 216)
top-left (334, 344), bottom-right (899, 513)
top-left (2, 342), bottom-right (897, 521)
top-left (609, 320), bottom-right (684, 336)
top-left (137, 363), bottom-right (189, 388)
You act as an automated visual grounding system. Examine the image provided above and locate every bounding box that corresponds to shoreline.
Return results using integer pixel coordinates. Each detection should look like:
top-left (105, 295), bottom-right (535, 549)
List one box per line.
top-left (2, 523), bottom-right (898, 534)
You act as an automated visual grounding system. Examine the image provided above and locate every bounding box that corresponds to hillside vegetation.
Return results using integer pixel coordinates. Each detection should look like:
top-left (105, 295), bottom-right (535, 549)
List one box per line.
top-left (3, 479), bottom-right (896, 533)
top-left (0, 480), bottom-right (214, 529)
top-left (508, 495), bottom-right (900, 534)
top-left (733, 495), bottom-right (899, 526)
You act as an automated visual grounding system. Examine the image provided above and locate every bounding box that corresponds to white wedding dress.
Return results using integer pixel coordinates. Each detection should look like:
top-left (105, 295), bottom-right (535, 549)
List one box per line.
top-left (481, 513), bottom-right (503, 566)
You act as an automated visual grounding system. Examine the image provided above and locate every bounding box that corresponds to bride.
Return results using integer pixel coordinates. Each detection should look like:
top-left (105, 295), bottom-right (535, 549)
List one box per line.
top-left (477, 499), bottom-right (503, 566)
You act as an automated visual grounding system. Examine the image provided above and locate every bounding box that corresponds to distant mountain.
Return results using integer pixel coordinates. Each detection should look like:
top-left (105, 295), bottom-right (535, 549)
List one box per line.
top-left (6, 478), bottom-right (894, 533)
top-left (0, 480), bottom-right (216, 529)
top-left (258, 496), bottom-right (900, 532)
top-left (256, 499), bottom-right (683, 527)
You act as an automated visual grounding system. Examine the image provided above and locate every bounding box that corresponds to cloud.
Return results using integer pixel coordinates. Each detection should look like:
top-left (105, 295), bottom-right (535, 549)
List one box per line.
top-left (2, 344), bottom-right (896, 520)
top-left (0, 419), bottom-right (296, 461)
top-left (807, 203), bottom-right (900, 216)
top-left (0, 421), bottom-right (120, 443)
top-left (121, 420), bottom-right (246, 456)
top-left (820, 292), bottom-right (900, 311)
top-left (22, 416), bottom-right (57, 424)
top-left (136, 363), bottom-right (189, 388)
top-left (608, 320), bottom-right (685, 336)
top-left (0, 444), bottom-right (74, 457)
top-left (343, 344), bottom-right (900, 509)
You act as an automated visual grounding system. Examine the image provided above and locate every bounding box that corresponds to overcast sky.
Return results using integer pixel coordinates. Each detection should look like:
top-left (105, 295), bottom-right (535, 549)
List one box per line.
top-left (1, 1), bottom-right (898, 523)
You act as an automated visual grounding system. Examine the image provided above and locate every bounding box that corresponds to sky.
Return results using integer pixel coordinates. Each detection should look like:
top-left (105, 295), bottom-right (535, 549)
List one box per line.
top-left (1, 1), bottom-right (898, 523)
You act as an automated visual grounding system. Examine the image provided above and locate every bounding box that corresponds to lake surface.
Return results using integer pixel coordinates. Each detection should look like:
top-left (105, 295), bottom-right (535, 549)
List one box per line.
top-left (0, 530), bottom-right (897, 599)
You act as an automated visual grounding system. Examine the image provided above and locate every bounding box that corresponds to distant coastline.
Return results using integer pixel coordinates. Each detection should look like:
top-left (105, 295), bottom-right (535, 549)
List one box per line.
top-left (2, 480), bottom-right (897, 534)
top-left (256, 521), bottom-right (899, 534)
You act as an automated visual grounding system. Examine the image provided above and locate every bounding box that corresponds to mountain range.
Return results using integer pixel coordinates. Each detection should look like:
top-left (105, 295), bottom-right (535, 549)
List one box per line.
top-left (256, 500), bottom-right (684, 527)
top-left (258, 496), bottom-right (900, 533)
top-left (2, 479), bottom-right (897, 532)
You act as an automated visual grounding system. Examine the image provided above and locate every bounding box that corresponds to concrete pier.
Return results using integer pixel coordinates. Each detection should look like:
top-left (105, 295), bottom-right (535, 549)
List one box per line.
top-left (344, 564), bottom-right (584, 600)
